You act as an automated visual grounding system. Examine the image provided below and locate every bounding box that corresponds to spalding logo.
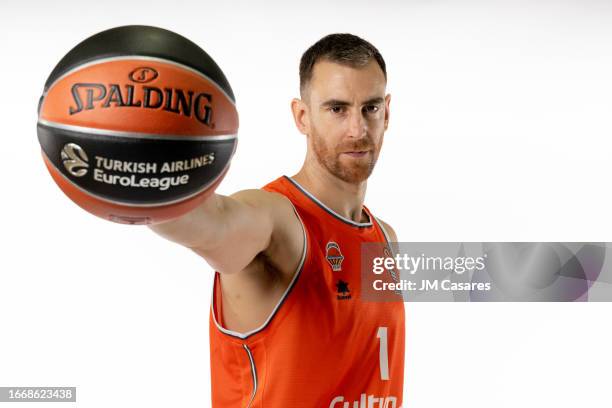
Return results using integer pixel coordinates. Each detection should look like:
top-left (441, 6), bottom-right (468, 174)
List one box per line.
top-left (61, 143), bottom-right (89, 177)
top-left (129, 67), bottom-right (159, 83)
top-left (68, 82), bottom-right (214, 127)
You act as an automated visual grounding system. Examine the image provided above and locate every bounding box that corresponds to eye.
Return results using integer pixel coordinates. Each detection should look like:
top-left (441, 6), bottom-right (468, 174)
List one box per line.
top-left (364, 105), bottom-right (379, 114)
top-left (330, 106), bottom-right (345, 114)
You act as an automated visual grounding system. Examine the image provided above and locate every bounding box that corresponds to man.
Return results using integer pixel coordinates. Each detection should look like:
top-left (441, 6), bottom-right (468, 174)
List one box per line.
top-left (150, 33), bottom-right (405, 408)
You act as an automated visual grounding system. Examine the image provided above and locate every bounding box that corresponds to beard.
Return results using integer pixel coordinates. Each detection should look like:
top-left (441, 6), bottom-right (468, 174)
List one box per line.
top-left (311, 131), bottom-right (381, 184)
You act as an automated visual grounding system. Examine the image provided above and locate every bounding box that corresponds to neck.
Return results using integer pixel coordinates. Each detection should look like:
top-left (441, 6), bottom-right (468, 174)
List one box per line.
top-left (292, 160), bottom-right (368, 224)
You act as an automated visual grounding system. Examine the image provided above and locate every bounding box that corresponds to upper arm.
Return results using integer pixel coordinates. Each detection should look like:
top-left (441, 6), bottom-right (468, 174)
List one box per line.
top-left (377, 217), bottom-right (399, 255)
top-left (377, 218), bottom-right (398, 242)
top-left (190, 189), bottom-right (303, 276)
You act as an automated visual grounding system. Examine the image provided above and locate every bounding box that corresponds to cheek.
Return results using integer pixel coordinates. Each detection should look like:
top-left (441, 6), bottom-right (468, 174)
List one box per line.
top-left (312, 119), bottom-right (343, 150)
top-left (319, 120), bottom-right (341, 139)
top-left (310, 124), bottom-right (329, 153)
top-left (368, 113), bottom-right (386, 128)
top-left (369, 116), bottom-right (386, 138)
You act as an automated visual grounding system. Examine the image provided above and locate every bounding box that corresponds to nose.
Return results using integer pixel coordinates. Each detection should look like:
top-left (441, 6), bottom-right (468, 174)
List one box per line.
top-left (346, 108), bottom-right (367, 139)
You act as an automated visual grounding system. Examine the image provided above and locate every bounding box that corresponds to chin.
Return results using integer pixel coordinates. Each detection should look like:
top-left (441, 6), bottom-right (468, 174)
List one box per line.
top-left (333, 165), bottom-right (374, 184)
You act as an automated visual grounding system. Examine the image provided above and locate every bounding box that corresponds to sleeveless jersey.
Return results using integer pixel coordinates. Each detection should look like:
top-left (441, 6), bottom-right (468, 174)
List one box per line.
top-left (209, 175), bottom-right (405, 407)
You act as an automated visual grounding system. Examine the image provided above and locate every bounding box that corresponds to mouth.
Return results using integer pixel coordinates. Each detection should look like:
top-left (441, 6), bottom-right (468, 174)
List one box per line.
top-left (341, 150), bottom-right (370, 158)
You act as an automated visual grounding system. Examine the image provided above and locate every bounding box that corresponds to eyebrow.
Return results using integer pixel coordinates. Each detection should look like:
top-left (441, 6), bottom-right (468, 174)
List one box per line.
top-left (320, 97), bottom-right (384, 108)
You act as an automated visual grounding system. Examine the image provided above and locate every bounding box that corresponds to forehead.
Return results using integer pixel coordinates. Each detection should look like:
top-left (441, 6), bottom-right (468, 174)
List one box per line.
top-left (307, 59), bottom-right (386, 102)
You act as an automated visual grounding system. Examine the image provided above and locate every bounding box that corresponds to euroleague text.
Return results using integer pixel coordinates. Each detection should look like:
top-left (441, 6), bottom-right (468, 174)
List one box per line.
top-left (92, 153), bottom-right (214, 191)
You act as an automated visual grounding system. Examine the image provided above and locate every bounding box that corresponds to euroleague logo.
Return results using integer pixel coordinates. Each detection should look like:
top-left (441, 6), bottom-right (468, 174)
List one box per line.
top-left (61, 143), bottom-right (89, 177)
top-left (67, 64), bottom-right (214, 127)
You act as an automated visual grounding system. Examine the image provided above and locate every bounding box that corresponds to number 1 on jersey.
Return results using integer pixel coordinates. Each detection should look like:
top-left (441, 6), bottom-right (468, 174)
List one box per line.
top-left (377, 326), bottom-right (390, 380)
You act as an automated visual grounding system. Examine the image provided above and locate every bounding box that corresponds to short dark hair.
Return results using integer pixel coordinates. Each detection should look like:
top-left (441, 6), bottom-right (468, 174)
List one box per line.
top-left (299, 33), bottom-right (387, 96)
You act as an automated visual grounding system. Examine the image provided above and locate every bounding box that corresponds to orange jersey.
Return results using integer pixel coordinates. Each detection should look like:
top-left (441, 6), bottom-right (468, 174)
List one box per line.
top-left (210, 176), bottom-right (405, 407)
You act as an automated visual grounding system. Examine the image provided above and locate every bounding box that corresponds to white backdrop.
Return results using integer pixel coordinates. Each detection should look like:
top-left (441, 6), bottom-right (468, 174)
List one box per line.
top-left (1, 0), bottom-right (611, 407)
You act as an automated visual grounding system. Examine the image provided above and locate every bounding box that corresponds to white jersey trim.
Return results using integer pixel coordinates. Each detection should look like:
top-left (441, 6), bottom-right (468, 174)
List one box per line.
top-left (285, 176), bottom-right (373, 228)
top-left (243, 344), bottom-right (258, 408)
top-left (210, 202), bottom-right (308, 340)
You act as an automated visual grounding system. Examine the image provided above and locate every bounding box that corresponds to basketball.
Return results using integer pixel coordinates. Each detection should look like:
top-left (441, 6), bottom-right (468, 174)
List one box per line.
top-left (37, 25), bottom-right (238, 225)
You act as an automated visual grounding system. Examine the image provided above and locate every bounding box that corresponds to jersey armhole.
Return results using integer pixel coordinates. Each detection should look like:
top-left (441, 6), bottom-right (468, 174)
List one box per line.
top-left (210, 201), bottom-right (308, 340)
top-left (373, 216), bottom-right (392, 243)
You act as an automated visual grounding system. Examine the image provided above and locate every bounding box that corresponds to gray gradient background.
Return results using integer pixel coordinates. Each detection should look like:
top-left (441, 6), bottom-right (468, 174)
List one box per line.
top-left (363, 242), bottom-right (612, 301)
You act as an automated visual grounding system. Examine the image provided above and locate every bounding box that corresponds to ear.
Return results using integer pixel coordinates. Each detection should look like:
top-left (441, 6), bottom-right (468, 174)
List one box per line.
top-left (383, 93), bottom-right (391, 131)
top-left (291, 98), bottom-right (310, 135)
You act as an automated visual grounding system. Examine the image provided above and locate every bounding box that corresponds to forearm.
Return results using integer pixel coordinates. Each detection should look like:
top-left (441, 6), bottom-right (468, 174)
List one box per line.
top-left (148, 188), bottom-right (280, 274)
top-left (148, 193), bottom-right (227, 249)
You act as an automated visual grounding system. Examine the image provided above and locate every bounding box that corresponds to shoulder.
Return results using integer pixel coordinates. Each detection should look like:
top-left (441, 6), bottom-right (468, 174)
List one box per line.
top-left (375, 217), bottom-right (400, 256)
top-left (230, 188), bottom-right (293, 211)
top-left (229, 187), bottom-right (287, 204)
top-left (231, 189), bottom-right (305, 276)
top-left (230, 188), bottom-right (302, 240)
top-left (375, 217), bottom-right (398, 242)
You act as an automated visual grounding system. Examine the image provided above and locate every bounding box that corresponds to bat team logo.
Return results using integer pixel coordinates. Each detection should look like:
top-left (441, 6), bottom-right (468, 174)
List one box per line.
top-left (326, 241), bottom-right (344, 271)
top-left (336, 279), bottom-right (352, 300)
